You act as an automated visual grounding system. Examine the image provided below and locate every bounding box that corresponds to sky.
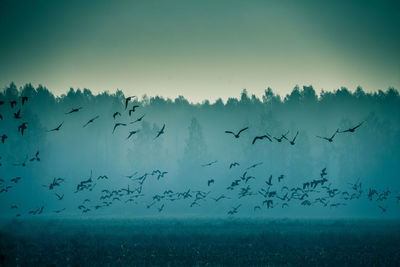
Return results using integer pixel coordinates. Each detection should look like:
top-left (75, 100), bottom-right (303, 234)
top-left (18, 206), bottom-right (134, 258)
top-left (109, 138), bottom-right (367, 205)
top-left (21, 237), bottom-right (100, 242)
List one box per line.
top-left (0, 0), bottom-right (399, 103)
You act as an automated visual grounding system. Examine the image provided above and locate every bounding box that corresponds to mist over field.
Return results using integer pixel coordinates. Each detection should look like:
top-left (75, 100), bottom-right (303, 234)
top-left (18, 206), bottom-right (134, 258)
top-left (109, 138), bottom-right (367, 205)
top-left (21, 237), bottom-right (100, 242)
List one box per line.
top-left (1, 83), bottom-right (399, 218)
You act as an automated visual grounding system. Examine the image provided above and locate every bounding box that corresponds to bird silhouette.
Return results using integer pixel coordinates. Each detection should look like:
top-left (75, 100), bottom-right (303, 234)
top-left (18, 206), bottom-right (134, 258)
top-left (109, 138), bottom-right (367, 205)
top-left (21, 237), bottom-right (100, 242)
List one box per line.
top-left (274, 131), bottom-right (289, 142)
top-left (113, 112), bottom-right (121, 119)
top-left (225, 127), bottom-right (249, 138)
top-left (1, 134), bottom-right (7, 144)
top-left (288, 131), bottom-right (299, 145)
top-left (154, 124), bottom-right (166, 139)
top-left (10, 100), bottom-right (17, 108)
top-left (18, 122), bottom-right (28, 136)
top-left (21, 96), bottom-right (28, 105)
top-left (125, 96), bottom-right (136, 110)
top-left (13, 109), bottom-right (21, 119)
top-left (65, 107), bottom-right (82, 114)
top-left (229, 162), bottom-right (240, 169)
top-left (130, 114), bottom-right (145, 124)
top-left (83, 115), bottom-right (100, 127)
top-left (252, 133), bottom-right (272, 144)
top-left (338, 121), bottom-right (364, 133)
top-left (202, 160), bottom-right (218, 167)
top-left (128, 105), bottom-right (140, 116)
top-left (207, 179), bottom-right (215, 186)
top-left (127, 130), bottom-right (140, 139)
top-left (113, 123), bottom-right (126, 134)
top-left (317, 129), bottom-right (339, 142)
top-left (48, 122), bottom-right (64, 132)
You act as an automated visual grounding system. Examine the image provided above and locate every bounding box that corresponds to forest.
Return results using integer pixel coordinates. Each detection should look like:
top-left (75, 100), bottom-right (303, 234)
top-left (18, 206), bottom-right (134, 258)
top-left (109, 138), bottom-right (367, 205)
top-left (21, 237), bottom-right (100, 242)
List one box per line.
top-left (0, 83), bottom-right (399, 218)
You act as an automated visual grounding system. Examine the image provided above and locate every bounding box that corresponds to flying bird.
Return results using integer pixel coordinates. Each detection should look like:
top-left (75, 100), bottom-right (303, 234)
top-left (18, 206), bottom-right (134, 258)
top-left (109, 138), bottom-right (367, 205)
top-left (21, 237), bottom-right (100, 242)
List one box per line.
top-left (274, 131), bottom-right (289, 142)
top-left (113, 112), bottom-right (121, 119)
top-left (288, 131), bottom-right (299, 145)
top-left (317, 129), bottom-right (339, 143)
top-left (18, 122), bottom-right (28, 136)
top-left (48, 122), bottom-right (64, 132)
top-left (229, 162), bottom-right (240, 169)
top-left (13, 109), bottom-right (21, 119)
top-left (207, 179), bottom-right (215, 186)
top-left (125, 96), bottom-right (136, 110)
top-left (128, 105), bottom-right (140, 116)
top-left (10, 100), bottom-right (17, 108)
top-left (225, 127), bottom-right (249, 138)
top-left (338, 121), bottom-right (364, 133)
top-left (65, 107), bottom-right (82, 114)
top-left (83, 115), bottom-right (99, 127)
top-left (127, 130), bottom-right (140, 139)
top-left (112, 123), bottom-right (126, 134)
top-left (21, 96), bottom-right (28, 105)
top-left (1, 134), bottom-right (7, 144)
top-left (130, 114), bottom-right (145, 124)
top-left (154, 124), bottom-right (166, 139)
top-left (252, 134), bottom-right (272, 144)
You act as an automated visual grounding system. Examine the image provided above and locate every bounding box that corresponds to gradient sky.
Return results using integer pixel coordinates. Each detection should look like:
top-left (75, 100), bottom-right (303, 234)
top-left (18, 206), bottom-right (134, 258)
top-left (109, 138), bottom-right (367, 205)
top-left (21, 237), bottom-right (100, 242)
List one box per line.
top-left (0, 0), bottom-right (399, 102)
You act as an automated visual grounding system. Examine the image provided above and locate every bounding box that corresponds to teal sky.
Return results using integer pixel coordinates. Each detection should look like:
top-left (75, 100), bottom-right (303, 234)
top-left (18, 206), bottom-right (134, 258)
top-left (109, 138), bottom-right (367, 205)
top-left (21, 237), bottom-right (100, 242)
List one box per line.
top-left (0, 0), bottom-right (399, 102)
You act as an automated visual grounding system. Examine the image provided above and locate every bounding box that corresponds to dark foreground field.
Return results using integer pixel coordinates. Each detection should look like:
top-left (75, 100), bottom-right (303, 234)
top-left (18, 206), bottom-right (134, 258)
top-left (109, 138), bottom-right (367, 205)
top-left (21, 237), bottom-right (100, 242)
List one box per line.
top-left (0, 218), bottom-right (399, 266)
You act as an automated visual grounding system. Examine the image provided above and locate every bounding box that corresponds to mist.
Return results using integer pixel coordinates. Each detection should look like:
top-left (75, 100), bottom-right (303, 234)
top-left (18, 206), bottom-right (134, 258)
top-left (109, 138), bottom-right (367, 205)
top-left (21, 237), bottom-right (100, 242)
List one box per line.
top-left (1, 82), bottom-right (399, 219)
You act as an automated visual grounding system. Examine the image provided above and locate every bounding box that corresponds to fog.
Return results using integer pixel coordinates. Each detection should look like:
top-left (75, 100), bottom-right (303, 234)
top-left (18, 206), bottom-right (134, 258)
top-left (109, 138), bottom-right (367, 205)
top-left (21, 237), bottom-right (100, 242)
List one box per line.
top-left (1, 83), bottom-right (399, 218)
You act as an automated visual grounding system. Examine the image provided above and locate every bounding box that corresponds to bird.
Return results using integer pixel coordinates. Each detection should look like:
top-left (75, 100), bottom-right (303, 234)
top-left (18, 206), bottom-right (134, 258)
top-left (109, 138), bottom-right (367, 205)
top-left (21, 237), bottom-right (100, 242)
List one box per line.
top-left (83, 115), bottom-right (99, 127)
top-left (202, 160), bottom-right (218, 167)
top-left (125, 96), bottom-right (136, 110)
top-left (10, 100), bottom-right (17, 108)
top-left (278, 175), bottom-right (285, 182)
top-left (274, 131), bottom-right (289, 142)
top-left (128, 105), bottom-right (140, 116)
top-left (10, 177), bottom-right (22, 183)
top-left (225, 127), bottom-right (249, 138)
top-left (338, 121), bottom-right (364, 133)
top-left (18, 122), bottom-right (28, 136)
top-left (265, 175), bottom-right (273, 186)
top-left (55, 193), bottom-right (64, 200)
top-left (154, 124), bottom-right (165, 139)
top-left (1, 134), bottom-right (7, 144)
top-left (21, 96), bottom-right (28, 105)
top-left (29, 151), bottom-right (40, 162)
top-left (207, 179), bottom-right (215, 186)
top-left (13, 109), bottom-right (21, 119)
top-left (127, 130), bottom-right (140, 140)
top-left (317, 129), bottom-right (339, 143)
top-left (227, 204), bottom-right (241, 215)
top-left (130, 114), bottom-right (145, 124)
top-left (112, 123), bottom-right (126, 134)
top-left (65, 107), bottom-right (82, 114)
top-left (288, 131), bottom-right (299, 145)
top-left (212, 195), bottom-right (230, 202)
top-left (54, 208), bottom-right (66, 213)
top-left (113, 112), bottom-right (121, 119)
top-left (229, 162), bottom-right (240, 169)
top-left (252, 134), bottom-right (272, 144)
top-left (246, 162), bottom-right (263, 170)
top-left (48, 122), bottom-right (64, 132)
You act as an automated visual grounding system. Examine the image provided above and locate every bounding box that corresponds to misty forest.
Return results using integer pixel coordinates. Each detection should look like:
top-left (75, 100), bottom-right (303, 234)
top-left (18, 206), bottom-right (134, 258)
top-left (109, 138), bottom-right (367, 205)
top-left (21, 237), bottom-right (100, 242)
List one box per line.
top-left (1, 82), bottom-right (399, 219)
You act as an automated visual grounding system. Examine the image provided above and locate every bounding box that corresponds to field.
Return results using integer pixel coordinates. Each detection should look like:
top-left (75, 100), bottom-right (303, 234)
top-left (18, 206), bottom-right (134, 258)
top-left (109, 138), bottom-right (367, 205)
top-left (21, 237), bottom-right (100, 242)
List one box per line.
top-left (0, 218), bottom-right (399, 266)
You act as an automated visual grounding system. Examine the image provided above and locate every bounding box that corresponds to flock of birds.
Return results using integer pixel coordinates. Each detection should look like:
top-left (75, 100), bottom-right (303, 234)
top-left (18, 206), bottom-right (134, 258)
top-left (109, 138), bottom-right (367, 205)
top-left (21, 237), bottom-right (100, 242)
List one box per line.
top-left (0, 95), bottom-right (399, 217)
